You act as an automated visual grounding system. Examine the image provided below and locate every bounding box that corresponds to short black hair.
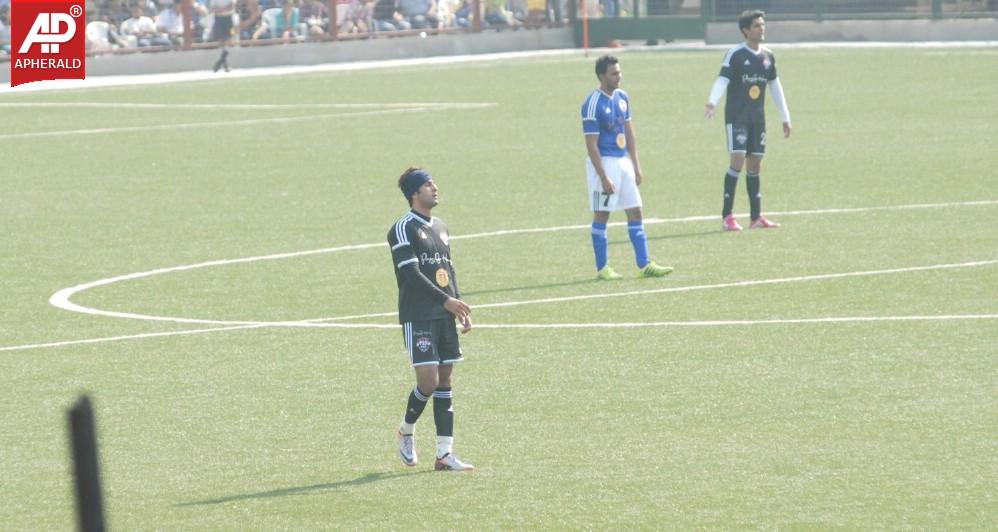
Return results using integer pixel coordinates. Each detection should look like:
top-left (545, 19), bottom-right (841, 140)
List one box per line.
top-left (738, 10), bottom-right (765, 36)
top-left (594, 55), bottom-right (619, 79)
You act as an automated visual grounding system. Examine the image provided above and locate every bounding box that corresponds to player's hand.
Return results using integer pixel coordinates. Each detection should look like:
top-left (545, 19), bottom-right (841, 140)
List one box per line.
top-left (444, 297), bottom-right (471, 322)
top-left (704, 103), bottom-right (716, 120)
top-left (783, 121), bottom-right (792, 138)
top-left (459, 315), bottom-right (472, 334)
top-left (601, 178), bottom-right (616, 194)
top-left (634, 167), bottom-right (643, 186)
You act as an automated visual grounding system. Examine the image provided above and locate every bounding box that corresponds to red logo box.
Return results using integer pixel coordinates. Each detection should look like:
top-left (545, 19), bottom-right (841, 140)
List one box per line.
top-left (10, 0), bottom-right (86, 87)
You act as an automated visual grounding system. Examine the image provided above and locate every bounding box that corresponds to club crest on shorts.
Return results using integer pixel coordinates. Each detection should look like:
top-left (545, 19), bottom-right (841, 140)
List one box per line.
top-left (415, 334), bottom-right (432, 352)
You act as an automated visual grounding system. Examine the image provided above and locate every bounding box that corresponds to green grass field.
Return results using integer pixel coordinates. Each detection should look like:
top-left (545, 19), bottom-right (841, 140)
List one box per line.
top-left (2, 46), bottom-right (997, 529)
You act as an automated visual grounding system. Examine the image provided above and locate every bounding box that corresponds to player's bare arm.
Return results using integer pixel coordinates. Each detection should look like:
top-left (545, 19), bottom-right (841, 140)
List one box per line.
top-left (624, 121), bottom-right (642, 186)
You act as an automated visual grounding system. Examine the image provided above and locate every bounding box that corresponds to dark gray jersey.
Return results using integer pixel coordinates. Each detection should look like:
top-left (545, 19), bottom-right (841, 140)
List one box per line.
top-left (387, 210), bottom-right (460, 323)
top-left (718, 43), bottom-right (778, 124)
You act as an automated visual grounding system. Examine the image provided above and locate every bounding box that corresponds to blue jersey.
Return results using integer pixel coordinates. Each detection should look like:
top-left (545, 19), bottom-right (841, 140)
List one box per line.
top-left (581, 88), bottom-right (631, 158)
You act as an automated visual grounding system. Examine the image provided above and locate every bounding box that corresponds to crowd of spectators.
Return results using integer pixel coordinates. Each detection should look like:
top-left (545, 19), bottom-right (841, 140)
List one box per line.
top-left (70, 0), bottom-right (574, 53)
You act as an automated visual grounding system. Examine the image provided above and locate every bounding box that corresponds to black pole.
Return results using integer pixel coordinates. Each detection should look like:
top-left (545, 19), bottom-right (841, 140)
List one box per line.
top-left (68, 396), bottom-right (106, 532)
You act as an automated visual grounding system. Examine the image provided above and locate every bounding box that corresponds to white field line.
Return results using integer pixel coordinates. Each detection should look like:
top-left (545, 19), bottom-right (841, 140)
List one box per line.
top-left (0, 103), bottom-right (495, 140)
top-left (48, 199), bottom-right (998, 327)
top-left (0, 102), bottom-right (493, 110)
top-left (2, 43), bottom-right (996, 95)
top-left (471, 314), bottom-right (998, 328)
top-left (317, 259), bottom-right (998, 321)
top-left (1, 199), bottom-right (990, 352)
top-left (3, 313), bottom-right (997, 352)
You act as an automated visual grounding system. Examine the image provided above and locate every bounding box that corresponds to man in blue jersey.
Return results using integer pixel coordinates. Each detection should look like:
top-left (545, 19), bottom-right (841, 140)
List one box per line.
top-left (705, 10), bottom-right (792, 231)
top-left (582, 55), bottom-right (673, 281)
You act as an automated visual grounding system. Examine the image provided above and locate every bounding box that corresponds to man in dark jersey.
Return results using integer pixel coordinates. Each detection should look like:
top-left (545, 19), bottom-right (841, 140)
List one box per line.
top-left (387, 167), bottom-right (474, 472)
top-left (705, 9), bottom-right (792, 231)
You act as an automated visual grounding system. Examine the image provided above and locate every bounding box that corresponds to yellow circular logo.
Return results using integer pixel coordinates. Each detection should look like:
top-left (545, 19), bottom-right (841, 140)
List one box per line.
top-left (748, 85), bottom-right (761, 100)
top-left (435, 268), bottom-right (449, 288)
top-left (616, 133), bottom-right (626, 149)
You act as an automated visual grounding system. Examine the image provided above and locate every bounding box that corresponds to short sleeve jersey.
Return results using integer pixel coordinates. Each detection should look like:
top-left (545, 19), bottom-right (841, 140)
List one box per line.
top-left (718, 43), bottom-right (778, 125)
top-left (581, 88), bottom-right (631, 158)
top-left (387, 210), bottom-right (460, 323)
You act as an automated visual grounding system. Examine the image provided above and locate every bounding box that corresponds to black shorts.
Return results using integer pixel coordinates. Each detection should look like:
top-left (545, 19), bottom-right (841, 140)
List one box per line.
top-left (402, 319), bottom-right (463, 367)
top-left (211, 14), bottom-right (234, 42)
top-left (726, 122), bottom-right (766, 156)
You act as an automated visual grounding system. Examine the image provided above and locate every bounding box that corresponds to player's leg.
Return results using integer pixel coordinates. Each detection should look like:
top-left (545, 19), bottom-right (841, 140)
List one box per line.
top-left (617, 160), bottom-right (671, 277)
top-left (723, 123), bottom-right (748, 230)
top-left (398, 322), bottom-right (441, 466)
top-left (433, 321), bottom-right (473, 471)
top-left (746, 124), bottom-right (779, 228)
top-left (588, 158), bottom-right (621, 280)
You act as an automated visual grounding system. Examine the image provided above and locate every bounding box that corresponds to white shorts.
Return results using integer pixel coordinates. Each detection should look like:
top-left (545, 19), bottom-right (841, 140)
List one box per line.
top-left (586, 156), bottom-right (642, 212)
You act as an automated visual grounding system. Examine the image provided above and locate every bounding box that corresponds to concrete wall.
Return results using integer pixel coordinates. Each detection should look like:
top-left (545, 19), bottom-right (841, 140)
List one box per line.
top-left (1, 28), bottom-right (574, 84)
top-left (706, 18), bottom-right (998, 44)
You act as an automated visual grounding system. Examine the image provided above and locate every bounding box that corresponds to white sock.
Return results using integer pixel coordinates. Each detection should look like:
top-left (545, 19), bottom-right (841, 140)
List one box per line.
top-left (436, 436), bottom-right (453, 459)
top-left (399, 421), bottom-right (415, 435)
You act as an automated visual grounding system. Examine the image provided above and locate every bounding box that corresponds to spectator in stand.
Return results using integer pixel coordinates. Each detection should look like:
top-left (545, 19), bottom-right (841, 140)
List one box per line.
top-left (299, 0), bottom-right (330, 35)
top-left (601, 0), bottom-right (618, 18)
top-left (453, 0), bottom-right (477, 28)
top-left (255, 0), bottom-right (299, 40)
top-left (0, 5), bottom-right (10, 56)
top-left (339, 0), bottom-right (371, 34)
top-left (102, 0), bottom-right (132, 26)
top-left (120, 4), bottom-right (172, 47)
top-left (156, 1), bottom-right (186, 45)
top-left (484, 0), bottom-right (520, 28)
top-left (398, 0), bottom-right (438, 29)
top-left (436, 0), bottom-right (460, 28)
top-left (372, 0), bottom-right (410, 31)
top-left (238, 0), bottom-right (263, 39)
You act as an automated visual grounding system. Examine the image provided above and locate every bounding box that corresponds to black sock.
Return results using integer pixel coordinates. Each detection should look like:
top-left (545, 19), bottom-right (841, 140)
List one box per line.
top-left (403, 387), bottom-right (430, 425)
top-left (746, 172), bottom-right (761, 220)
top-left (722, 168), bottom-right (739, 217)
top-left (432, 387), bottom-right (453, 437)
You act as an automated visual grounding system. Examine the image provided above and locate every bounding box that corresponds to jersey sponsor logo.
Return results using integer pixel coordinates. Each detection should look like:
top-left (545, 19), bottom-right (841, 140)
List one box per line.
top-left (10, 0), bottom-right (87, 87)
top-left (742, 74), bottom-right (767, 85)
top-left (420, 252), bottom-right (451, 265)
top-left (415, 334), bottom-right (432, 352)
top-left (615, 133), bottom-right (626, 149)
top-left (748, 85), bottom-right (761, 100)
top-left (435, 267), bottom-right (450, 288)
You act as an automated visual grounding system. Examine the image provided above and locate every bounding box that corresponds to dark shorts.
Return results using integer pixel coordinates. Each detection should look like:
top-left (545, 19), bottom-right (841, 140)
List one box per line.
top-left (402, 319), bottom-right (463, 367)
top-left (211, 15), bottom-right (234, 42)
top-left (726, 122), bottom-right (766, 156)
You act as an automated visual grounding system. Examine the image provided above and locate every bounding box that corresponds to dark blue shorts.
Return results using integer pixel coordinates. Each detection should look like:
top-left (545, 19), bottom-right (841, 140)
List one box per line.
top-left (402, 319), bottom-right (463, 367)
top-left (726, 122), bottom-right (766, 156)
